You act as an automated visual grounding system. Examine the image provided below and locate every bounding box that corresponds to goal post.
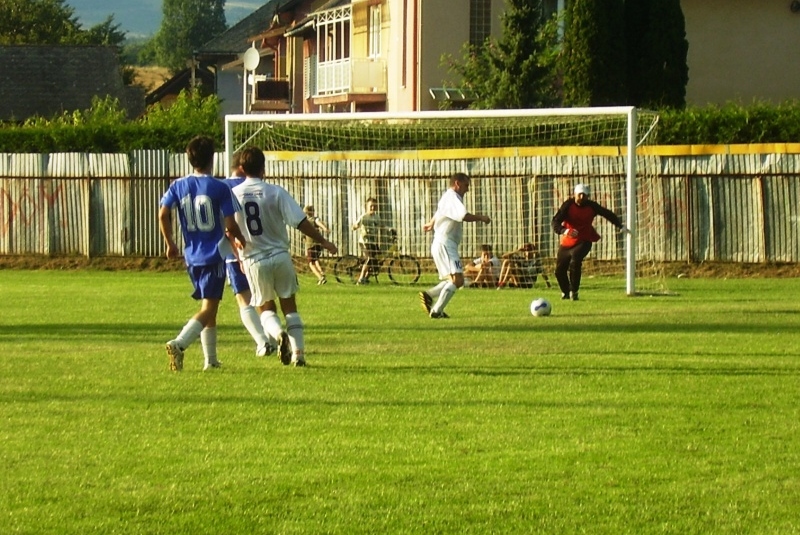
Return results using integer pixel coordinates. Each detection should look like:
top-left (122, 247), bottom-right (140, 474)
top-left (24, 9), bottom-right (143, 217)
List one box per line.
top-left (224, 107), bottom-right (665, 295)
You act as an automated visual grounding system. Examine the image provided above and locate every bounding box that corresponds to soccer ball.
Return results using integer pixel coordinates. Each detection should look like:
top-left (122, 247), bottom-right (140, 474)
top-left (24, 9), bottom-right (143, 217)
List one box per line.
top-left (530, 298), bottom-right (552, 317)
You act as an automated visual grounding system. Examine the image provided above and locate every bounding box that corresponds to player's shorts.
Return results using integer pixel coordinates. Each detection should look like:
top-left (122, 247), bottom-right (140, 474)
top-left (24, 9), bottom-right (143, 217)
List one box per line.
top-left (187, 262), bottom-right (226, 300)
top-left (242, 250), bottom-right (299, 305)
top-left (431, 239), bottom-right (463, 280)
top-left (225, 261), bottom-right (250, 295)
top-left (306, 244), bottom-right (323, 263)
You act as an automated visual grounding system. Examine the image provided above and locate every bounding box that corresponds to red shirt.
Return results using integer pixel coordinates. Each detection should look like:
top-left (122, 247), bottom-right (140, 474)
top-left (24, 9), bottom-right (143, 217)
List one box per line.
top-left (551, 198), bottom-right (622, 247)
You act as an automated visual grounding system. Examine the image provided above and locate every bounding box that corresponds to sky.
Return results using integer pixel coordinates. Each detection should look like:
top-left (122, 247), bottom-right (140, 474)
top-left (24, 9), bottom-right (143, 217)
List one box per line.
top-left (68, 0), bottom-right (263, 39)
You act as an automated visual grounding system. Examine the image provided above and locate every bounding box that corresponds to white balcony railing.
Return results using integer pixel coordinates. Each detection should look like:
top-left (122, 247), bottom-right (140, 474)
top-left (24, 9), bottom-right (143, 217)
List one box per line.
top-left (314, 57), bottom-right (387, 97)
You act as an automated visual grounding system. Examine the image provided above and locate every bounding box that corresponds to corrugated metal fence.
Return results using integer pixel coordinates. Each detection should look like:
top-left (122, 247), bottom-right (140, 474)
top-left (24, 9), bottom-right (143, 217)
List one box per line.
top-left (1, 150), bottom-right (798, 264)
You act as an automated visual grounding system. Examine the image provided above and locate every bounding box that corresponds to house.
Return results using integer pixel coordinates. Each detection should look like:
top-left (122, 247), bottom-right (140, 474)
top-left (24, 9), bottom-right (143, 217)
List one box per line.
top-left (190, 0), bottom-right (519, 115)
top-left (194, 0), bottom-right (287, 117)
top-left (145, 67), bottom-right (217, 107)
top-left (195, 0), bottom-right (798, 116)
top-left (246, 0), bottom-right (515, 113)
top-left (0, 45), bottom-right (145, 122)
top-left (681, 0), bottom-right (800, 105)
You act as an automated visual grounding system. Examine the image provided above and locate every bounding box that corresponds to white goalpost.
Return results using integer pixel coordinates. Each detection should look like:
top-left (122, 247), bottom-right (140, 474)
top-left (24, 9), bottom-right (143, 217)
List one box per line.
top-left (224, 107), bottom-right (665, 295)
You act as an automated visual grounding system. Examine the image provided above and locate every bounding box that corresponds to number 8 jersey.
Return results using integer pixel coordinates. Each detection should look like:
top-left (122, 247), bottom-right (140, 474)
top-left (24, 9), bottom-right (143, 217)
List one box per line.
top-left (231, 177), bottom-right (307, 260)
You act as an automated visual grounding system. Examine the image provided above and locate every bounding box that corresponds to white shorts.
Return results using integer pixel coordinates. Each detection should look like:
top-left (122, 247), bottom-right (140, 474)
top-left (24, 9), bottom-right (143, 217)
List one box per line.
top-left (431, 240), bottom-right (463, 280)
top-left (242, 251), bottom-right (299, 305)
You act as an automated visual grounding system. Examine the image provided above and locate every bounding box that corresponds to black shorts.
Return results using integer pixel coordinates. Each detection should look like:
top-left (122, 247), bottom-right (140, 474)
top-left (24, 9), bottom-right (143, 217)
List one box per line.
top-left (306, 244), bottom-right (323, 263)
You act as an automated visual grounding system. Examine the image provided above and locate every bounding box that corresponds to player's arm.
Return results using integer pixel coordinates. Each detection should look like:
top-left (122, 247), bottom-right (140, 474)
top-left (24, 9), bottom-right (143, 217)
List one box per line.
top-left (298, 218), bottom-right (338, 255)
top-left (464, 213), bottom-right (491, 224)
top-left (158, 205), bottom-right (179, 259)
top-left (224, 215), bottom-right (247, 250)
top-left (592, 201), bottom-right (626, 231)
top-left (422, 216), bottom-right (435, 232)
top-left (552, 200), bottom-right (577, 236)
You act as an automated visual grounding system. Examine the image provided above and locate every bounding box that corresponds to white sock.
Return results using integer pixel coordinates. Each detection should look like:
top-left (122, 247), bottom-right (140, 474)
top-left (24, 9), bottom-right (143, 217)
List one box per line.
top-left (200, 327), bottom-right (217, 365)
top-left (431, 282), bottom-right (457, 314)
top-left (285, 312), bottom-right (304, 361)
top-left (174, 319), bottom-right (204, 350)
top-left (427, 280), bottom-right (448, 298)
top-left (260, 310), bottom-right (283, 342)
top-left (240, 305), bottom-right (269, 348)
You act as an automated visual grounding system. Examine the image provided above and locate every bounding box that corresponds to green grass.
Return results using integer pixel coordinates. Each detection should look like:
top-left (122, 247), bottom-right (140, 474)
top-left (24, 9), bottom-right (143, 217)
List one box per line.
top-left (1, 270), bottom-right (799, 534)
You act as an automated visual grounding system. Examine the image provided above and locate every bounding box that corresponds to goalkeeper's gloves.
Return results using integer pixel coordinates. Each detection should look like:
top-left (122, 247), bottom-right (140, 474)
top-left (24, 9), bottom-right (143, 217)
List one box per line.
top-left (618, 226), bottom-right (631, 235)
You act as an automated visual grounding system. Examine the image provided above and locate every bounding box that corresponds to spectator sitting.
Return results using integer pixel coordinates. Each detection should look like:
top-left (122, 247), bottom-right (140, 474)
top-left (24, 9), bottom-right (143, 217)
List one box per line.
top-left (497, 243), bottom-right (551, 289)
top-left (464, 244), bottom-right (501, 288)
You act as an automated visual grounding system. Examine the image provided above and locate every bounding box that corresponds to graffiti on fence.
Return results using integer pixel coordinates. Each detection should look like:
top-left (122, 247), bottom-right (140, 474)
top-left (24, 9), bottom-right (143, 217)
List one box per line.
top-left (0, 182), bottom-right (67, 235)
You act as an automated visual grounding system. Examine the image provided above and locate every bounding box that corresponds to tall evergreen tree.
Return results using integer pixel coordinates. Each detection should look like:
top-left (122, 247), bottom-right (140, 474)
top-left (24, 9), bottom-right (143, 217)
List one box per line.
top-left (560, 0), bottom-right (627, 107)
top-left (625, 0), bottom-right (688, 109)
top-left (152, 0), bottom-right (227, 73)
top-left (443, 0), bottom-right (560, 109)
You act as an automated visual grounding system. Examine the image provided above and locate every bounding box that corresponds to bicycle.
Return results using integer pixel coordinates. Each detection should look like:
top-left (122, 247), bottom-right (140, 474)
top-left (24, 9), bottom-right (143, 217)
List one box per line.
top-left (333, 231), bottom-right (421, 285)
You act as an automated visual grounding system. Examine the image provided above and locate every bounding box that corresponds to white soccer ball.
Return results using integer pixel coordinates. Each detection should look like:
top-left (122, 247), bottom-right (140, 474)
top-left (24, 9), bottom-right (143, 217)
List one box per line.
top-left (530, 297), bottom-right (552, 317)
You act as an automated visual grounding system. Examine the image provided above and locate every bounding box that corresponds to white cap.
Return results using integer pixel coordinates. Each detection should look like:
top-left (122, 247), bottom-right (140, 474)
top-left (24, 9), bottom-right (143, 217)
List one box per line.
top-left (574, 184), bottom-right (591, 197)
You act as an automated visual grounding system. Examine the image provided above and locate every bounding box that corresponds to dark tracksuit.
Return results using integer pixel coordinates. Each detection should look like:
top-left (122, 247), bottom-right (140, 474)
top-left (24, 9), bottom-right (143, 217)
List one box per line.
top-left (551, 198), bottom-right (623, 297)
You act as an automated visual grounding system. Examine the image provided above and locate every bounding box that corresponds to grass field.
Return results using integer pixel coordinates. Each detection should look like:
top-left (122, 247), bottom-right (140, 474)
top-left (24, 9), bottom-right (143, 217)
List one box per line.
top-left (1, 269), bottom-right (799, 534)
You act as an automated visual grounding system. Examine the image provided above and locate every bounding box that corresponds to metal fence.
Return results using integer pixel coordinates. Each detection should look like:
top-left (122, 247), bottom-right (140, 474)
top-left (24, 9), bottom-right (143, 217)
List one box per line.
top-left (1, 150), bottom-right (798, 264)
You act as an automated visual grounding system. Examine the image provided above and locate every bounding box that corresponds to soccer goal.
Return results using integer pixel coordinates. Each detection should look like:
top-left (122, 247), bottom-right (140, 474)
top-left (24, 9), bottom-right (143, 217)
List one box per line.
top-left (224, 107), bottom-right (666, 295)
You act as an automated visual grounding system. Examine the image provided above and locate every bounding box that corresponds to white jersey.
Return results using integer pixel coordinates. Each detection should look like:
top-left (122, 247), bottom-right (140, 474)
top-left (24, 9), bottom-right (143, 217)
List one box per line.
top-left (231, 178), bottom-right (307, 261)
top-left (432, 188), bottom-right (468, 246)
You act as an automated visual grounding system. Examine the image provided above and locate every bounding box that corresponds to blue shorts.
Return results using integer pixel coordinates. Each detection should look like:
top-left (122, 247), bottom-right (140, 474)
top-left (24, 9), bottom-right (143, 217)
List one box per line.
top-left (226, 261), bottom-right (251, 295)
top-left (187, 263), bottom-right (226, 300)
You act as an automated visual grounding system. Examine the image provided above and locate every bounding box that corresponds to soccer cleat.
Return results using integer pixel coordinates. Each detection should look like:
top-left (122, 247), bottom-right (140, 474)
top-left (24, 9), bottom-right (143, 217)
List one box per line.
top-left (277, 331), bottom-right (292, 366)
top-left (203, 360), bottom-right (222, 371)
top-left (561, 293), bottom-right (570, 300)
top-left (356, 278), bottom-right (370, 285)
top-left (571, 292), bottom-right (579, 301)
top-left (430, 310), bottom-right (450, 319)
top-left (292, 357), bottom-right (306, 367)
top-left (165, 340), bottom-right (184, 372)
top-left (318, 277), bottom-right (328, 285)
top-left (419, 291), bottom-right (433, 314)
top-left (256, 343), bottom-right (275, 358)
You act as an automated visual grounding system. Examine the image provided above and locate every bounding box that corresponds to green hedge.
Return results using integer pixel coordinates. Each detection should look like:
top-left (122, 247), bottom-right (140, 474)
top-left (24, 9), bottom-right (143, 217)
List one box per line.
top-left (1, 98), bottom-right (799, 153)
top-left (0, 92), bottom-right (224, 153)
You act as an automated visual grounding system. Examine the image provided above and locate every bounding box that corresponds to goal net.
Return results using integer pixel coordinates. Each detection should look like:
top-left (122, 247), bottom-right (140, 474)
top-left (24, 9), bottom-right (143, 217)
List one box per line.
top-left (224, 107), bottom-right (666, 295)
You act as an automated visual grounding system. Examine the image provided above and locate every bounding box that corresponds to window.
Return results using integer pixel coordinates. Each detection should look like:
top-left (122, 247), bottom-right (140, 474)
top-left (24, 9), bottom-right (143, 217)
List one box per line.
top-left (469, 0), bottom-right (491, 48)
top-left (368, 4), bottom-right (381, 58)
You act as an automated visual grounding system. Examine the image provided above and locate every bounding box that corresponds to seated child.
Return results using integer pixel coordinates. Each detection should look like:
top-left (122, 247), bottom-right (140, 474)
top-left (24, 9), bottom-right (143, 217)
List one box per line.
top-left (464, 244), bottom-right (501, 288)
top-left (497, 243), bottom-right (551, 289)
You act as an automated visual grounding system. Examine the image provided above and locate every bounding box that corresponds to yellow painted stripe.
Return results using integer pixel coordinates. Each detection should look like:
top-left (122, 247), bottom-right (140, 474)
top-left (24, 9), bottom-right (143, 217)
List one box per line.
top-left (263, 143), bottom-right (800, 162)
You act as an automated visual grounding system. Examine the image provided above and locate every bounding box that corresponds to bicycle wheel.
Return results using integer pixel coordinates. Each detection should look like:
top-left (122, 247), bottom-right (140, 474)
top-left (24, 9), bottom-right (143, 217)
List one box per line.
top-left (387, 255), bottom-right (421, 284)
top-left (333, 255), bottom-right (362, 284)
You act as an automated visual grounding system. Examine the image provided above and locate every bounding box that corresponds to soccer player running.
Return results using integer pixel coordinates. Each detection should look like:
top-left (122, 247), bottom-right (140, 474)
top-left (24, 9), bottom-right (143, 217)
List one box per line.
top-left (231, 146), bottom-right (337, 367)
top-left (224, 155), bottom-right (275, 357)
top-left (551, 183), bottom-right (629, 301)
top-left (419, 172), bottom-right (491, 319)
top-left (158, 135), bottom-right (248, 372)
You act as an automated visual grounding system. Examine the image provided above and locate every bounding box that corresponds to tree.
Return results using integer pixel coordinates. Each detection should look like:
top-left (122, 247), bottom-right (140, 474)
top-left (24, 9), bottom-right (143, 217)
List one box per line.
top-left (560, 0), bottom-right (628, 107)
top-left (625, 0), bottom-right (688, 109)
top-left (0, 0), bottom-right (124, 46)
top-left (443, 0), bottom-right (561, 110)
top-left (152, 0), bottom-right (228, 73)
top-left (0, 0), bottom-right (82, 44)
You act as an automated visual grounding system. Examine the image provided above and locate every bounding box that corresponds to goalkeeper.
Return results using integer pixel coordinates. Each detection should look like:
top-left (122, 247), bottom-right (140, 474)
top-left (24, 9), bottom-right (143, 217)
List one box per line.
top-left (551, 184), bottom-right (628, 301)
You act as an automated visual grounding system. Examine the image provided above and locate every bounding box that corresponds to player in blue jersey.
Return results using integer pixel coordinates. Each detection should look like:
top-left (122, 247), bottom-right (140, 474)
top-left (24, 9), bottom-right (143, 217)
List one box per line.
top-left (158, 135), bottom-right (248, 372)
top-left (231, 146), bottom-right (338, 367)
